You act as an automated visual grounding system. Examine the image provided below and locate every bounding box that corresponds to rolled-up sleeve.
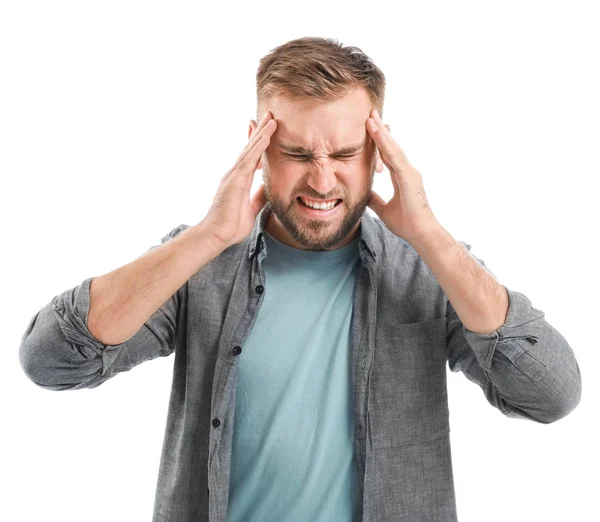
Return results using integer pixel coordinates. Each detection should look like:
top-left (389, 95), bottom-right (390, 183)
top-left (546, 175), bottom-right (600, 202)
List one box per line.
top-left (19, 224), bottom-right (190, 390)
top-left (445, 241), bottom-right (582, 424)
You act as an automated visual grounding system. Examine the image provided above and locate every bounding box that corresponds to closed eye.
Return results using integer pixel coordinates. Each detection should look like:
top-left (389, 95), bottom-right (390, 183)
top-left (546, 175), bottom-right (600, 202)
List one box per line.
top-left (285, 154), bottom-right (356, 161)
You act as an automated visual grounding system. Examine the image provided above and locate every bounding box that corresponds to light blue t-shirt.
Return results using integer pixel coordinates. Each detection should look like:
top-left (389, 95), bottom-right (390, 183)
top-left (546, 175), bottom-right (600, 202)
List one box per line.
top-left (227, 229), bottom-right (362, 522)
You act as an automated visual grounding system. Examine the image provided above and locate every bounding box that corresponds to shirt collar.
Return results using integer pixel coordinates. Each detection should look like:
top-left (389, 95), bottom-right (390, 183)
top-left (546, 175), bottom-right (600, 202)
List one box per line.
top-left (248, 201), bottom-right (380, 262)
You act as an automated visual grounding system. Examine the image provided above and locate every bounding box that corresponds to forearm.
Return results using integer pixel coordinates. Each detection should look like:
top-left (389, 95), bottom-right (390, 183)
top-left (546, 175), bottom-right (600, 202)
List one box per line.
top-left (88, 222), bottom-right (224, 345)
top-left (410, 225), bottom-right (509, 335)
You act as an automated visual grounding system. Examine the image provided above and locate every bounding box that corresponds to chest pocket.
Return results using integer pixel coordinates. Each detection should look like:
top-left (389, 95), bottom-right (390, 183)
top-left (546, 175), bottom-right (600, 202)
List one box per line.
top-left (368, 317), bottom-right (450, 449)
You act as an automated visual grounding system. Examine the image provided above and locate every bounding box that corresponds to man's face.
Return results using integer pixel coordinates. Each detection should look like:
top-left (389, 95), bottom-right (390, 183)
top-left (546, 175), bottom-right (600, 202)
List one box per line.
top-left (249, 87), bottom-right (383, 251)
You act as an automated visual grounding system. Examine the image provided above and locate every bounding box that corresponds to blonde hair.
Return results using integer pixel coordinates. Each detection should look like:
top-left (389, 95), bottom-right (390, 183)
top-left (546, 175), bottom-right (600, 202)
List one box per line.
top-left (256, 36), bottom-right (386, 119)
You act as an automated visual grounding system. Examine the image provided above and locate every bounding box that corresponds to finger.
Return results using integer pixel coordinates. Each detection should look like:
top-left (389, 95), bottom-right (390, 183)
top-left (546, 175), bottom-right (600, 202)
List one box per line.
top-left (367, 110), bottom-right (407, 169)
top-left (245, 141), bottom-right (262, 194)
top-left (374, 125), bottom-right (389, 171)
top-left (235, 114), bottom-right (273, 167)
top-left (228, 125), bottom-right (276, 189)
top-left (232, 111), bottom-right (276, 170)
top-left (224, 137), bottom-right (268, 219)
top-left (252, 110), bottom-right (273, 136)
top-left (235, 132), bottom-right (274, 184)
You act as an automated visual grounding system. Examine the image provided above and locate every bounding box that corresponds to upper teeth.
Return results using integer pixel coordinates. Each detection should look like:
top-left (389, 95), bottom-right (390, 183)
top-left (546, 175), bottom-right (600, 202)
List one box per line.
top-left (301, 198), bottom-right (339, 210)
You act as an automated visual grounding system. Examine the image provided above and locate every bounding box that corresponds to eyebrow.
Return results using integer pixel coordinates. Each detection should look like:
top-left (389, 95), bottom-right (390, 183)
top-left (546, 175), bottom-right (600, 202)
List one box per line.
top-left (278, 142), bottom-right (365, 156)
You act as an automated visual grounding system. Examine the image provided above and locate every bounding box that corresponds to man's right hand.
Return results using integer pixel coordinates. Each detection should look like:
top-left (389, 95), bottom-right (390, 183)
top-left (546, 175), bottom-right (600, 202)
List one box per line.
top-left (201, 111), bottom-right (277, 251)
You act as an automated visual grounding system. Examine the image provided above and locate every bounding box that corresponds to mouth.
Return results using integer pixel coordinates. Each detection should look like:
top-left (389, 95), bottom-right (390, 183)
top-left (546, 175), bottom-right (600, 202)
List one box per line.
top-left (296, 196), bottom-right (343, 217)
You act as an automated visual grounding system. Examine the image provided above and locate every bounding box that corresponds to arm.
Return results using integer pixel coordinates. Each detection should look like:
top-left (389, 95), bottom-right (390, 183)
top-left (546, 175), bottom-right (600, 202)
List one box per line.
top-left (412, 227), bottom-right (582, 424)
top-left (88, 223), bottom-right (222, 346)
top-left (19, 222), bottom-right (224, 390)
top-left (20, 109), bottom-right (277, 391)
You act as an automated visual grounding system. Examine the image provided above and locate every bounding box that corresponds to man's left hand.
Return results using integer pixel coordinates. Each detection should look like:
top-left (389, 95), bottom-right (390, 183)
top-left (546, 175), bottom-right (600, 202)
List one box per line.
top-left (366, 109), bottom-right (441, 244)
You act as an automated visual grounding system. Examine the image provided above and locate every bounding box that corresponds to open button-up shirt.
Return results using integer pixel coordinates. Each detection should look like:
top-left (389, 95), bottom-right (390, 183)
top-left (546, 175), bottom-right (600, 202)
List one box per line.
top-left (19, 203), bottom-right (582, 521)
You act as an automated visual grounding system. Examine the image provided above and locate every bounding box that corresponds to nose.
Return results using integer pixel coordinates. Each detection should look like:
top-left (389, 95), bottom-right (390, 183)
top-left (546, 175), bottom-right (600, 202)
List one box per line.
top-left (305, 160), bottom-right (338, 197)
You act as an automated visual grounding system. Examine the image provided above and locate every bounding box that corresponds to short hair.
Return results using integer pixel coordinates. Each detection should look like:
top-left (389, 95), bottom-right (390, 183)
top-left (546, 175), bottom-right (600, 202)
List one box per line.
top-left (256, 36), bottom-right (386, 120)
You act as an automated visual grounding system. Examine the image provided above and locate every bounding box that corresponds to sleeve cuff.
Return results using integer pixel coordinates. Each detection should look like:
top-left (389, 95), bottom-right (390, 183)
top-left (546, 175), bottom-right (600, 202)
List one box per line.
top-left (462, 285), bottom-right (546, 376)
top-left (51, 276), bottom-right (122, 376)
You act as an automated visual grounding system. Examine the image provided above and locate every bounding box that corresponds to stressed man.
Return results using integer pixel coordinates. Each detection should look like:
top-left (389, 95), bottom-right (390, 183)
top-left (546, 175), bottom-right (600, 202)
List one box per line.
top-left (20, 36), bottom-right (582, 522)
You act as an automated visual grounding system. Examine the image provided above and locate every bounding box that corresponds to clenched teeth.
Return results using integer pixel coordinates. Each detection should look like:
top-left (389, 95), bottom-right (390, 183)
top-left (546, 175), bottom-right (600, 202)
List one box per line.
top-left (299, 197), bottom-right (341, 210)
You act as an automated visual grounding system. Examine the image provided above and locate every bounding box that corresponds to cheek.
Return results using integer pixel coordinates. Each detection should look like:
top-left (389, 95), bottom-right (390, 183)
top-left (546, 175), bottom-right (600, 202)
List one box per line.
top-left (271, 160), bottom-right (306, 183)
top-left (338, 170), bottom-right (369, 196)
top-left (264, 164), bottom-right (301, 195)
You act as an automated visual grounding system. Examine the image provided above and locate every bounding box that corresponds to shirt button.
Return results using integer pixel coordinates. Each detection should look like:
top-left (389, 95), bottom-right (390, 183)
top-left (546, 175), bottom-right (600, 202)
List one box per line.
top-left (212, 418), bottom-right (221, 428)
top-left (232, 346), bottom-right (242, 356)
top-left (255, 285), bottom-right (264, 294)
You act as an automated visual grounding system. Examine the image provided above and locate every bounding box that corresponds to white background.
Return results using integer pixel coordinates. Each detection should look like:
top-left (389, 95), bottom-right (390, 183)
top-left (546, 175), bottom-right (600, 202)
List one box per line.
top-left (2, 1), bottom-right (598, 520)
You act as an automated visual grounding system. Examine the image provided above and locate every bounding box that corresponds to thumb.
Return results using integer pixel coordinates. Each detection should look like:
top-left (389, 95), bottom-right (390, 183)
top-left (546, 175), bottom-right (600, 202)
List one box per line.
top-left (250, 183), bottom-right (267, 217)
top-left (367, 189), bottom-right (386, 217)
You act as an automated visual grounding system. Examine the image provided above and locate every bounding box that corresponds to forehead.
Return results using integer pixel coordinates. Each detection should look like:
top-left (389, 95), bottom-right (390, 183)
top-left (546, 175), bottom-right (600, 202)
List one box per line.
top-left (268, 91), bottom-right (372, 151)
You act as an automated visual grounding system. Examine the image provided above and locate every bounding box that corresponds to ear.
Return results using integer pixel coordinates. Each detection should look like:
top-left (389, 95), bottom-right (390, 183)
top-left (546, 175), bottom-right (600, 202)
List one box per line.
top-left (248, 119), bottom-right (263, 170)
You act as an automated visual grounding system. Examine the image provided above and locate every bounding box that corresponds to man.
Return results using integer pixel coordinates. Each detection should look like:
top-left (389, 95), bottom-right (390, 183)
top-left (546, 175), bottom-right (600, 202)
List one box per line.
top-left (20, 36), bottom-right (582, 521)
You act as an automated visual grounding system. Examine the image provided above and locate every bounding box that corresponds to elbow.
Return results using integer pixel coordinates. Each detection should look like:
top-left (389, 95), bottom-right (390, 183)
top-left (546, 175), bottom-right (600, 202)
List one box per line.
top-left (19, 337), bottom-right (100, 391)
top-left (18, 307), bottom-right (84, 390)
top-left (546, 355), bottom-right (583, 423)
top-left (19, 337), bottom-right (53, 389)
top-left (19, 287), bottom-right (111, 391)
top-left (536, 375), bottom-right (582, 424)
top-left (547, 373), bottom-right (582, 424)
top-left (504, 373), bottom-right (582, 425)
top-left (19, 311), bottom-right (47, 387)
top-left (19, 333), bottom-right (64, 390)
top-left (540, 396), bottom-right (581, 424)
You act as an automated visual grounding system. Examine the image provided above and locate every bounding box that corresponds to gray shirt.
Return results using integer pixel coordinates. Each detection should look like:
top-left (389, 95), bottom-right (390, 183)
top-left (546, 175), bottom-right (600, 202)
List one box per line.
top-left (19, 202), bottom-right (582, 521)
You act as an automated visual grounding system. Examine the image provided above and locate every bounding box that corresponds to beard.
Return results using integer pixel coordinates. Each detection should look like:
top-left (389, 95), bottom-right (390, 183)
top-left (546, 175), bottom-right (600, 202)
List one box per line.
top-left (261, 161), bottom-right (376, 251)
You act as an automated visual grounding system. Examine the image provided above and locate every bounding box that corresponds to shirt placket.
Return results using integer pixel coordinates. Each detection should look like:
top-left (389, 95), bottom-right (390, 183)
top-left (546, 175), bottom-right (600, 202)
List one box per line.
top-left (208, 238), bottom-right (268, 522)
